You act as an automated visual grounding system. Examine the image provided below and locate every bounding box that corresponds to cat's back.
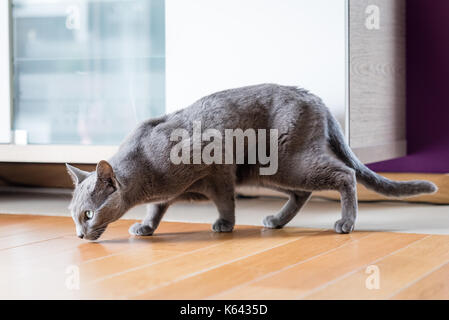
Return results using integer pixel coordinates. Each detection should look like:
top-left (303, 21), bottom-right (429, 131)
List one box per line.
top-left (168, 84), bottom-right (324, 128)
top-left (193, 83), bottom-right (309, 110)
top-left (127, 84), bottom-right (328, 164)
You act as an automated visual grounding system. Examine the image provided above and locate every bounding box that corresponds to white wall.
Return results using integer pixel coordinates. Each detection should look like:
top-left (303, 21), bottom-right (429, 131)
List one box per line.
top-left (166, 0), bottom-right (347, 125)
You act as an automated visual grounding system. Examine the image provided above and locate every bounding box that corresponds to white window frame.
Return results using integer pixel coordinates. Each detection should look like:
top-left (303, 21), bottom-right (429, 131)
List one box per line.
top-left (0, 0), bottom-right (118, 164)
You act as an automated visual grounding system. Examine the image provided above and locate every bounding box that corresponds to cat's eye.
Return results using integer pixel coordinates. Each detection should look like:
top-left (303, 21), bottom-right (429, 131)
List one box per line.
top-left (84, 210), bottom-right (94, 220)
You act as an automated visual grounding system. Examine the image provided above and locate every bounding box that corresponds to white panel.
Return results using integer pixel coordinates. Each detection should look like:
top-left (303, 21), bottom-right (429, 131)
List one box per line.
top-left (0, 1), bottom-right (12, 143)
top-left (166, 0), bottom-right (347, 126)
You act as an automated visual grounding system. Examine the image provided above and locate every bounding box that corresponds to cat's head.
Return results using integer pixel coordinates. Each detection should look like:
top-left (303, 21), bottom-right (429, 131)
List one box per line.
top-left (66, 161), bottom-right (127, 241)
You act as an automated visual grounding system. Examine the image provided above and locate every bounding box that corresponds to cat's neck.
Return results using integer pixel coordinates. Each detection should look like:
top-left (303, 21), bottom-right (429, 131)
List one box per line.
top-left (109, 153), bottom-right (152, 206)
top-left (108, 115), bottom-right (175, 206)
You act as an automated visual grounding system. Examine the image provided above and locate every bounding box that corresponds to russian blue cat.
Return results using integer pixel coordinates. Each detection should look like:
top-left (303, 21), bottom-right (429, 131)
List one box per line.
top-left (67, 84), bottom-right (437, 240)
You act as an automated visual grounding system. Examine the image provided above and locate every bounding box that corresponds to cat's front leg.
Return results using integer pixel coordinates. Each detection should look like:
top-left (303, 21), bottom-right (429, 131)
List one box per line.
top-left (209, 187), bottom-right (235, 233)
top-left (212, 217), bottom-right (235, 233)
top-left (129, 203), bottom-right (169, 236)
top-left (129, 223), bottom-right (155, 236)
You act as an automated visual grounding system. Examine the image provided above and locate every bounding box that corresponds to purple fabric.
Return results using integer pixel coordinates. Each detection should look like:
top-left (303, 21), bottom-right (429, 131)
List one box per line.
top-left (367, 0), bottom-right (449, 173)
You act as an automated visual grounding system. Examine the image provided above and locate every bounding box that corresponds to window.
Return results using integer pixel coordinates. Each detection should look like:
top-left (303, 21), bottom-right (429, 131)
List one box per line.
top-left (11, 0), bottom-right (165, 145)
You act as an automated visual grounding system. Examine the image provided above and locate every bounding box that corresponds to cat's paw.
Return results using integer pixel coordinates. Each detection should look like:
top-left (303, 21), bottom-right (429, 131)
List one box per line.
top-left (334, 219), bottom-right (355, 234)
top-left (263, 215), bottom-right (283, 229)
top-left (129, 223), bottom-right (155, 236)
top-left (212, 219), bottom-right (234, 233)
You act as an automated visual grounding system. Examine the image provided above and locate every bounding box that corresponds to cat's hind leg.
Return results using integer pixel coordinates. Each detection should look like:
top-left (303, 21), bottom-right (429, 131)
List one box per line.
top-left (129, 202), bottom-right (169, 236)
top-left (263, 190), bottom-right (311, 229)
top-left (275, 155), bottom-right (358, 234)
top-left (303, 158), bottom-right (358, 234)
top-left (333, 171), bottom-right (358, 234)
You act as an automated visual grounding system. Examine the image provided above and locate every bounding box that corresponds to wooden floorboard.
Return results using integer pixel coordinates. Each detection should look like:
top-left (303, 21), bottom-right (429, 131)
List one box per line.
top-left (136, 231), bottom-right (369, 300)
top-left (212, 233), bottom-right (426, 300)
top-left (391, 261), bottom-right (449, 300)
top-left (305, 235), bottom-right (449, 300)
top-left (0, 214), bottom-right (448, 300)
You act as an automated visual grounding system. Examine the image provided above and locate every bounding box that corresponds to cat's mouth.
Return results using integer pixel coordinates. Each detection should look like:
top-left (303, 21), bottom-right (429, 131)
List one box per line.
top-left (84, 227), bottom-right (107, 241)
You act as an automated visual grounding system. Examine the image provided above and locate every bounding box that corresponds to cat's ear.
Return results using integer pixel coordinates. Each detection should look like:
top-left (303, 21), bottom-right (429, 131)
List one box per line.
top-left (66, 164), bottom-right (89, 186)
top-left (96, 160), bottom-right (117, 188)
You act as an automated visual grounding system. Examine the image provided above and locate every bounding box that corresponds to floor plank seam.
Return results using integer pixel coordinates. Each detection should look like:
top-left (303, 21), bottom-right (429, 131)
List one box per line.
top-left (125, 232), bottom-right (323, 299)
top-left (0, 221), bottom-right (135, 261)
top-left (386, 258), bottom-right (449, 300)
top-left (206, 232), bottom-right (373, 300)
top-left (0, 222), bottom-right (253, 277)
top-left (0, 224), bottom-right (74, 242)
top-left (79, 246), bottom-right (140, 265)
top-left (87, 241), bottom-right (226, 285)
top-left (297, 235), bottom-right (432, 300)
top-left (0, 234), bottom-right (74, 252)
top-left (79, 225), bottom-right (244, 265)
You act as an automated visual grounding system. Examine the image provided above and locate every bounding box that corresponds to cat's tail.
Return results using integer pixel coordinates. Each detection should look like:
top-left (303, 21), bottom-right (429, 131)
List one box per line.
top-left (326, 111), bottom-right (438, 197)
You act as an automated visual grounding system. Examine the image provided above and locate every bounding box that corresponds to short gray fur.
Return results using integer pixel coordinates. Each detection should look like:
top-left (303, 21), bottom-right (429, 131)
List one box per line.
top-left (66, 84), bottom-right (437, 240)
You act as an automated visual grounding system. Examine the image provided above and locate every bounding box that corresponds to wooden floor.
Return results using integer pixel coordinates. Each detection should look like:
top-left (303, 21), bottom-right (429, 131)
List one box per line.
top-left (1, 214), bottom-right (449, 300)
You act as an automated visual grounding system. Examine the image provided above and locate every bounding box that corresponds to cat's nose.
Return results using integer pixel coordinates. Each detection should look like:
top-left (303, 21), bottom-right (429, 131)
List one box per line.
top-left (77, 233), bottom-right (84, 239)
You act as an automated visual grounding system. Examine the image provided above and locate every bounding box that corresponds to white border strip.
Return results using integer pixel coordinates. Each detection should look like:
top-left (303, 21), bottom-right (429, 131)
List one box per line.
top-left (0, 1), bottom-right (12, 143)
top-left (0, 145), bottom-right (118, 163)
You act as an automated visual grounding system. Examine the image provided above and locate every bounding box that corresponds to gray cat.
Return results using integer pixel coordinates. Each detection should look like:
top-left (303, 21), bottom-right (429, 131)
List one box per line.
top-left (67, 84), bottom-right (437, 240)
